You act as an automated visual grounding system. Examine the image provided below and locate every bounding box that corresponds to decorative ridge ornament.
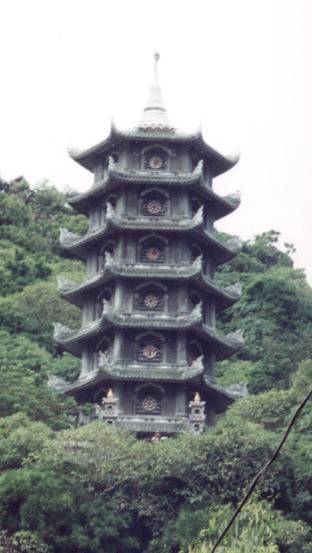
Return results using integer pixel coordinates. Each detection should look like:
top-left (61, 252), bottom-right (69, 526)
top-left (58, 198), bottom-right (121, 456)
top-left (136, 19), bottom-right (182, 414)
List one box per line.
top-left (139, 52), bottom-right (175, 132)
top-left (153, 51), bottom-right (160, 84)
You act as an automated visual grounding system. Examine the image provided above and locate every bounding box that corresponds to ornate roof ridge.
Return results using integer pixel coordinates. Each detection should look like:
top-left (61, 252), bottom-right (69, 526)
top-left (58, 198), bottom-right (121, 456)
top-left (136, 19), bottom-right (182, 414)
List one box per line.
top-left (203, 376), bottom-right (248, 401)
top-left (57, 268), bottom-right (241, 312)
top-left (69, 163), bottom-right (240, 221)
top-left (59, 216), bottom-right (241, 263)
top-left (50, 368), bottom-right (248, 400)
top-left (68, 123), bottom-right (239, 178)
top-left (67, 125), bottom-right (200, 162)
top-left (98, 358), bottom-right (204, 382)
top-left (54, 357), bottom-right (204, 393)
top-left (60, 216), bottom-right (203, 256)
top-left (57, 257), bottom-right (202, 301)
top-left (53, 319), bottom-right (103, 344)
top-left (57, 272), bottom-right (113, 307)
top-left (54, 314), bottom-right (244, 360)
top-left (194, 323), bottom-right (244, 360)
top-left (102, 302), bottom-right (202, 329)
top-left (67, 162), bottom-right (204, 213)
top-left (54, 305), bottom-right (203, 350)
top-left (106, 254), bottom-right (202, 277)
top-left (109, 161), bottom-right (202, 182)
top-left (199, 276), bottom-right (242, 307)
top-left (106, 203), bottom-right (203, 231)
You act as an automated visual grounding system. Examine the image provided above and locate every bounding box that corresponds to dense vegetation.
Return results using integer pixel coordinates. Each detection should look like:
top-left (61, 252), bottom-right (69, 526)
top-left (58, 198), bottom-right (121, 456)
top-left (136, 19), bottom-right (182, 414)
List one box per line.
top-left (0, 178), bottom-right (311, 553)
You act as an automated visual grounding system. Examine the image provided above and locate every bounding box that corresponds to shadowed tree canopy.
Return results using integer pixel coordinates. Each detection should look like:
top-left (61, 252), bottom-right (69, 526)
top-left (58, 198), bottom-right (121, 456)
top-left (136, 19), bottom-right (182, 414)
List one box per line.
top-left (0, 181), bottom-right (311, 552)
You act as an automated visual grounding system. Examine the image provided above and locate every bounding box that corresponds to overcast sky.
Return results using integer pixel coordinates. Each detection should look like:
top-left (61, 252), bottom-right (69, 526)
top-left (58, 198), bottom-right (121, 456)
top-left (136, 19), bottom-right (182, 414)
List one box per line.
top-left (1, 0), bottom-right (311, 283)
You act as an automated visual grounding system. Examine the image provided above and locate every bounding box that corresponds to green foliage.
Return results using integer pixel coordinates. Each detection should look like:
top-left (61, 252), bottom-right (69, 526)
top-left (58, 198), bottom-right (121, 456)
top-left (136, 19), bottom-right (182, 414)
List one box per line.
top-left (0, 180), bottom-right (86, 287)
top-left (32, 420), bottom-right (291, 551)
top-left (291, 359), bottom-right (312, 400)
top-left (0, 243), bottom-right (51, 296)
top-left (216, 359), bottom-right (252, 387)
top-left (0, 414), bottom-right (53, 470)
top-left (0, 330), bottom-right (77, 429)
top-left (0, 281), bottom-right (80, 352)
top-left (217, 230), bottom-right (312, 392)
top-left (159, 500), bottom-right (310, 553)
top-left (0, 181), bottom-right (312, 552)
top-left (0, 414), bottom-right (308, 553)
top-left (227, 389), bottom-right (296, 431)
top-left (0, 466), bottom-right (138, 553)
top-left (0, 530), bottom-right (50, 553)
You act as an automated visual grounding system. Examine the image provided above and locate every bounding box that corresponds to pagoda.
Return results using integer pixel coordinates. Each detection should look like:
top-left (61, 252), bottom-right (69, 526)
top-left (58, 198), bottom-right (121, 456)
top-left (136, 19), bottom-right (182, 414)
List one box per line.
top-left (54, 53), bottom-right (244, 435)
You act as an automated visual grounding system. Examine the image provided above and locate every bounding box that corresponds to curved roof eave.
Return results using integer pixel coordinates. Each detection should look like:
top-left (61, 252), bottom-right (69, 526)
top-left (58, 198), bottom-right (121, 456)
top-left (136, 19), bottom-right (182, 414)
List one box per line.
top-left (69, 123), bottom-right (239, 177)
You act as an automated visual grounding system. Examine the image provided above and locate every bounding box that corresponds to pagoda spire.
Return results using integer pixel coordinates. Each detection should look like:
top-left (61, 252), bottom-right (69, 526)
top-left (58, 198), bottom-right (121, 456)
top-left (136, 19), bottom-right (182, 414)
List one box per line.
top-left (139, 52), bottom-right (173, 131)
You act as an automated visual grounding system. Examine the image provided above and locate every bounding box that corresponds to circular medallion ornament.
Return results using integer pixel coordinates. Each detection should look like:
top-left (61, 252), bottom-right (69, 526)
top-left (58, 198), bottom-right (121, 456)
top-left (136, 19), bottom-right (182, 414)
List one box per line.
top-left (146, 199), bottom-right (162, 215)
top-left (148, 156), bottom-right (163, 170)
top-left (142, 396), bottom-right (158, 411)
top-left (142, 344), bottom-right (159, 359)
top-left (144, 293), bottom-right (159, 309)
top-left (146, 247), bottom-right (160, 261)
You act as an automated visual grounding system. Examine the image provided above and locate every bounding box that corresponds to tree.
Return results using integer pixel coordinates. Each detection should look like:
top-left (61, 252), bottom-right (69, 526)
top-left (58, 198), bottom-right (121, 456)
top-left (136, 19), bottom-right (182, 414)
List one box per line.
top-left (0, 331), bottom-right (77, 429)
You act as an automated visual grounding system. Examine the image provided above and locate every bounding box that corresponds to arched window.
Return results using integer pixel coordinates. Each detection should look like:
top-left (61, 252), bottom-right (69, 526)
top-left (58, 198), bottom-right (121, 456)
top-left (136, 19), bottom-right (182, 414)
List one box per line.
top-left (189, 289), bottom-right (202, 307)
top-left (139, 188), bottom-right (169, 217)
top-left (190, 243), bottom-right (202, 262)
top-left (191, 197), bottom-right (201, 217)
top-left (94, 288), bottom-right (113, 320)
top-left (138, 234), bottom-right (167, 264)
top-left (104, 153), bottom-right (119, 169)
top-left (97, 241), bottom-right (114, 272)
top-left (136, 332), bottom-right (165, 363)
top-left (190, 155), bottom-right (200, 171)
top-left (142, 146), bottom-right (169, 171)
top-left (134, 282), bottom-right (166, 311)
top-left (99, 195), bottom-right (116, 225)
top-left (188, 340), bottom-right (203, 365)
top-left (135, 384), bottom-right (164, 415)
top-left (110, 152), bottom-right (119, 164)
top-left (94, 336), bottom-right (112, 369)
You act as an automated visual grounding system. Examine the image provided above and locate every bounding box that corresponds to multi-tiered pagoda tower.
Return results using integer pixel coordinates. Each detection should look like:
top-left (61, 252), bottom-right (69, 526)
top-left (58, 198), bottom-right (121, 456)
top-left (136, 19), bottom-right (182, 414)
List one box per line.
top-left (54, 54), bottom-right (244, 435)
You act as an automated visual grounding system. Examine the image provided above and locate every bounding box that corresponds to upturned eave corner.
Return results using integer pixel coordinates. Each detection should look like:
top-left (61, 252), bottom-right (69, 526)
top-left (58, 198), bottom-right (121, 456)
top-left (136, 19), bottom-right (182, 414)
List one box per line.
top-left (67, 117), bottom-right (239, 178)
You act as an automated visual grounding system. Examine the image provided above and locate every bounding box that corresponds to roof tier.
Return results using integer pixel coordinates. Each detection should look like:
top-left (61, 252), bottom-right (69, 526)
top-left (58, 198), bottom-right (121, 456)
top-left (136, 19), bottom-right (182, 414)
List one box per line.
top-left (60, 212), bottom-right (241, 263)
top-left (58, 264), bottom-right (241, 312)
top-left (69, 123), bottom-right (239, 178)
top-left (53, 310), bottom-right (243, 360)
top-left (53, 365), bottom-right (245, 414)
top-left (68, 161), bottom-right (240, 220)
top-left (67, 360), bottom-right (204, 391)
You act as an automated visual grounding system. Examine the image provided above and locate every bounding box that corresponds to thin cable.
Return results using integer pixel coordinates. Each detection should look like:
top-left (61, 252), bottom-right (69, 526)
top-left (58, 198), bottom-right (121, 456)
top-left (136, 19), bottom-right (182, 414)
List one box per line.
top-left (210, 386), bottom-right (312, 553)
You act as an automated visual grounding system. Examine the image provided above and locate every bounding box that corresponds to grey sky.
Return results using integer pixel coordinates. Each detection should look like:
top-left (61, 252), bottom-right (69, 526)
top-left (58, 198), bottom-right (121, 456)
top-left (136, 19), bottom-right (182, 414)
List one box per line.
top-left (0, 0), bottom-right (311, 282)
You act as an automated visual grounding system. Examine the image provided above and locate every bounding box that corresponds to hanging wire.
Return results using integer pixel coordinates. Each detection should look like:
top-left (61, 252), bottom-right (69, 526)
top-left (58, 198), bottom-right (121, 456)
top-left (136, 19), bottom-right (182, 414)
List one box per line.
top-left (210, 385), bottom-right (312, 553)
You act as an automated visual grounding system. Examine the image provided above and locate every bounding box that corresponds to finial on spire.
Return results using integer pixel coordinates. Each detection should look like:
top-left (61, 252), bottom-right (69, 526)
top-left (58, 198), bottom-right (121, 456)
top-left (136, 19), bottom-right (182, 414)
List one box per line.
top-left (153, 51), bottom-right (160, 84)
